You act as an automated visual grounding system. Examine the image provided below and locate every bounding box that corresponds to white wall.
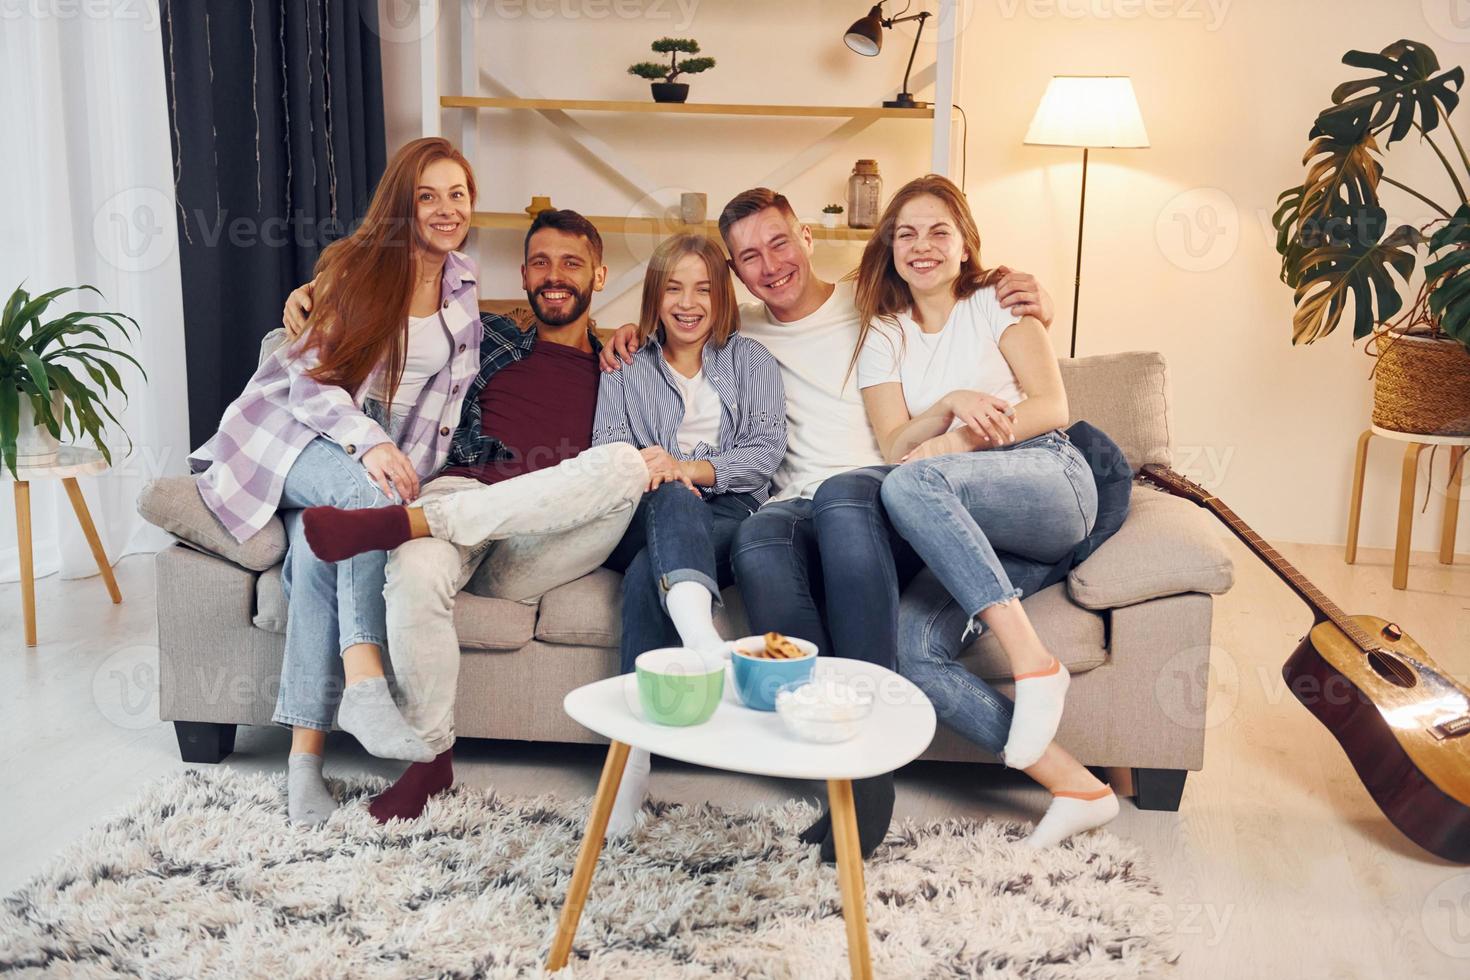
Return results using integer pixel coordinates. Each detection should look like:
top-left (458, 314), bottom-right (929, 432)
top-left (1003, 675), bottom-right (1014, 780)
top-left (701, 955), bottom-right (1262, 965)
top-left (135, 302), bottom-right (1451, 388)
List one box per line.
top-left (378, 0), bottom-right (1470, 555)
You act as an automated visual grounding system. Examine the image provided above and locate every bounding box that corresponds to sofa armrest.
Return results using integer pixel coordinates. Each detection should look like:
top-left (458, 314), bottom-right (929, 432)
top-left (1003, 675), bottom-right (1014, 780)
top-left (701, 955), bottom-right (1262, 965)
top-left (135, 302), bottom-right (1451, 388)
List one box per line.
top-left (138, 475), bottom-right (287, 572)
top-left (1068, 486), bottom-right (1234, 610)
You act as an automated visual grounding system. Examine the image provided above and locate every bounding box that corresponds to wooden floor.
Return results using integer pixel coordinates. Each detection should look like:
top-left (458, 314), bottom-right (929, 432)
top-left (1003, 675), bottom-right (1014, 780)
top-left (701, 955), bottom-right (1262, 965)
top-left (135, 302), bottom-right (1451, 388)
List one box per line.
top-left (2, 540), bottom-right (1468, 978)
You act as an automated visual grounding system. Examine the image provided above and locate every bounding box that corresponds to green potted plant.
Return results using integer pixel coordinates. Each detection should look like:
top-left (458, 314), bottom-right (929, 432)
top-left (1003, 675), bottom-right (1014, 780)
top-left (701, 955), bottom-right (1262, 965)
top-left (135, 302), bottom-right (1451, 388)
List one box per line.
top-left (0, 283), bottom-right (143, 477)
top-left (821, 203), bottom-right (844, 229)
top-left (1274, 38), bottom-right (1470, 436)
top-left (628, 38), bottom-right (715, 104)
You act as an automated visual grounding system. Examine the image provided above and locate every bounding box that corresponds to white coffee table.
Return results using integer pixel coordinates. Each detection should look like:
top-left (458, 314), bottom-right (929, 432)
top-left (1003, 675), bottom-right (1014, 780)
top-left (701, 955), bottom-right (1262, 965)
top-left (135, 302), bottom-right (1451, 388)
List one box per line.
top-left (547, 658), bottom-right (937, 979)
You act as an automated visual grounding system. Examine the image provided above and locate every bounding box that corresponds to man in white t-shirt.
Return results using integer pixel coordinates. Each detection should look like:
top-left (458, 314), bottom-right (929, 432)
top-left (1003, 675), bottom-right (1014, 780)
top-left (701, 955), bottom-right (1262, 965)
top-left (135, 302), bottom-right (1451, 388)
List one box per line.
top-left (601, 187), bottom-right (1053, 861)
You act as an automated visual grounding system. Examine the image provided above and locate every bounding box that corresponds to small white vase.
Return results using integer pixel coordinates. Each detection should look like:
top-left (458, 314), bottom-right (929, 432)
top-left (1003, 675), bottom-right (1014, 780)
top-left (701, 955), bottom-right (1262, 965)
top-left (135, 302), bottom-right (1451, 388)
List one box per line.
top-left (15, 390), bottom-right (63, 466)
top-left (821, 213), bottom-right (840, 229)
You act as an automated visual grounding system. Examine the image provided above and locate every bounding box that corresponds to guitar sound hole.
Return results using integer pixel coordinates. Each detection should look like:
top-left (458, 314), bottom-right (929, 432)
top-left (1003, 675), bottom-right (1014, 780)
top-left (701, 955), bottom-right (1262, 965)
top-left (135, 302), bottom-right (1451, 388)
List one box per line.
top-left (1367, 649), bottom-right (1417, 688)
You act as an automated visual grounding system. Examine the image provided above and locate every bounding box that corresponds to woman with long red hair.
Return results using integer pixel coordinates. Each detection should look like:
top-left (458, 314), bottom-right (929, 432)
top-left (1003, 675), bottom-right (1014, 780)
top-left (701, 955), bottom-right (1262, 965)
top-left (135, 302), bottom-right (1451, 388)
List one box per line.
top-left (189, 137), bottom-right (482, 825)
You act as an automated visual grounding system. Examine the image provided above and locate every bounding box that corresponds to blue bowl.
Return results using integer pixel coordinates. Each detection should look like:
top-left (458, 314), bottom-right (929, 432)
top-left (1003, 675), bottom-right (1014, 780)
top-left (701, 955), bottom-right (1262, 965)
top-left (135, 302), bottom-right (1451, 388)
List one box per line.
top-left (728, 634), bottom-right (818, 711)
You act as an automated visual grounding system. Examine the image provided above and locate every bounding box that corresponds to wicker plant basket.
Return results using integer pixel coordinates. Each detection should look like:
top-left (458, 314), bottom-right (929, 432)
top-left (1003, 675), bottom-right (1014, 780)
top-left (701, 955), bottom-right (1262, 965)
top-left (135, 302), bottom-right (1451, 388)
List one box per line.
top-left (1372, 333), bottom-right (1470, 436)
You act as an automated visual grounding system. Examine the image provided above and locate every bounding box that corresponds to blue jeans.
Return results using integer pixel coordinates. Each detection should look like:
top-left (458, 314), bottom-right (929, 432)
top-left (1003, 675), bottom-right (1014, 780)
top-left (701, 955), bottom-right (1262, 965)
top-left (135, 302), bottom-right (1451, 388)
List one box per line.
top-left (883, 431), bottom-right (1098, 753)
top-left (730, 466), bottom-right (924, 669)
top-left (271, 436), bottom-right (395, 731)
top-left (604, 483), bottom-right (759, 672)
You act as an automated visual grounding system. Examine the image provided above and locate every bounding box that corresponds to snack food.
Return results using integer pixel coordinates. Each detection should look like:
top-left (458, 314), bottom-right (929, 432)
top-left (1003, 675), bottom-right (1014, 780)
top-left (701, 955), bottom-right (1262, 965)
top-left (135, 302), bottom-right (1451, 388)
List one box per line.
top-left (760, 631), bottom-right (804, 660)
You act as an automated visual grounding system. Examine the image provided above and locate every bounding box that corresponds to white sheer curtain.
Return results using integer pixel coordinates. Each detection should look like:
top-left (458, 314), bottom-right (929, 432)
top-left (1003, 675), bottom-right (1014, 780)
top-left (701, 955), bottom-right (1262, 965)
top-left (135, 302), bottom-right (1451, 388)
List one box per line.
top-left (0, 2), bottom-right (190, 585)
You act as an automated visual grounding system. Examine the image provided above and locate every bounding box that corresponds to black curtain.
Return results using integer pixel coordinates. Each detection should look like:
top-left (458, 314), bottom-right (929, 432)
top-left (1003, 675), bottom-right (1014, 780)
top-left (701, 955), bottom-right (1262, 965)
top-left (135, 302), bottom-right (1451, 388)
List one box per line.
top-left (161, 0), bottom-right (387, 448)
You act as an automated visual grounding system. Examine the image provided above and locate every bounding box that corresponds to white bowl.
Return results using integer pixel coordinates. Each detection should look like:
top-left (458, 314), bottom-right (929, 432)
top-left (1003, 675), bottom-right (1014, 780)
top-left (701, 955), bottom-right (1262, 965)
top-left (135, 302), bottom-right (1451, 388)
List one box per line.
top-left (774, 676), bottom-right (873, 744)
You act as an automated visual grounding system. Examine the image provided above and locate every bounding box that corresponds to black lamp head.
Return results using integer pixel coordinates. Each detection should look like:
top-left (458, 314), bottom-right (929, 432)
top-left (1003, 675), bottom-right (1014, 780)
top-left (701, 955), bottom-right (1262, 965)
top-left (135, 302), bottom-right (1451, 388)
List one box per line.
top-left (844, 4), bottom-right (884, 57)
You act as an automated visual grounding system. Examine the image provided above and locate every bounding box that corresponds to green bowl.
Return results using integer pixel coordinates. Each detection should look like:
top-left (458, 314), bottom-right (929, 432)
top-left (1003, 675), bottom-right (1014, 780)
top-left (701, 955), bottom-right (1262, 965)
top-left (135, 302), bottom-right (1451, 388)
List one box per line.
top-left (634, 648), bottom-right (725, 727)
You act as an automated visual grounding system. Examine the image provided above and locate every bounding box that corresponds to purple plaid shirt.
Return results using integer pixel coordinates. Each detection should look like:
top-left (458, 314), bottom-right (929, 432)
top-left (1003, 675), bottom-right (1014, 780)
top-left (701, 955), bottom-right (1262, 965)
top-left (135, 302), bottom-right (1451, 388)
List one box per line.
top-left (190, 251), bottom-right (482, 542)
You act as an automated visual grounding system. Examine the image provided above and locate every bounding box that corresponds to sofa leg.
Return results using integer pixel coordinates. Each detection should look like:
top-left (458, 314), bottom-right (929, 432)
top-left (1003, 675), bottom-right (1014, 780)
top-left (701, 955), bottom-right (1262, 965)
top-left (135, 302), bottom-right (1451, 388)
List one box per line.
top-left (174, 721), bottom-right (237, 764)
top-left (1132, 768), bottom-right (1188, 811)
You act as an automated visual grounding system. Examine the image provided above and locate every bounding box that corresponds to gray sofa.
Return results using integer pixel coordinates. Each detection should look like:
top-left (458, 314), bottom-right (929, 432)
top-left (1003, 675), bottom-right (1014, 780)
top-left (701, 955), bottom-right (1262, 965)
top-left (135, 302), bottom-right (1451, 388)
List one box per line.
top-left (143, 348), bottom-right (1234, 811)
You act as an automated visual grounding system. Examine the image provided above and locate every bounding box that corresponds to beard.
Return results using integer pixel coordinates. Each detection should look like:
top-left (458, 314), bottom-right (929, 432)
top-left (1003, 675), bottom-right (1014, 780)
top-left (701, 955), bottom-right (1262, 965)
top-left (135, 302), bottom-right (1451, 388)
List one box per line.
top-left (528, 281), bottom-right (593, 327)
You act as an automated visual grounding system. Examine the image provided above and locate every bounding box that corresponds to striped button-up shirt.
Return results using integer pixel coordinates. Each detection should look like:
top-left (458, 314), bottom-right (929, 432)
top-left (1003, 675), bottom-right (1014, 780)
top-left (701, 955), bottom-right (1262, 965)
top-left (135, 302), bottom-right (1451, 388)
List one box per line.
top-left (591, 333), bottom-right (786, 502)
top-left (190, 251), bottom-right (482, 542)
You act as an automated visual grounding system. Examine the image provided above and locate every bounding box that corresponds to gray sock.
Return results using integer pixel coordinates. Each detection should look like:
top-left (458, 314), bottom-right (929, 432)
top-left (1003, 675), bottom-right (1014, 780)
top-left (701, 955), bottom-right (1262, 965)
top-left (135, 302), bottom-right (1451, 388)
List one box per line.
top-left (337, 677), bottom-right (436, 762)
top-left (287, 753), bottom-right (338, 826)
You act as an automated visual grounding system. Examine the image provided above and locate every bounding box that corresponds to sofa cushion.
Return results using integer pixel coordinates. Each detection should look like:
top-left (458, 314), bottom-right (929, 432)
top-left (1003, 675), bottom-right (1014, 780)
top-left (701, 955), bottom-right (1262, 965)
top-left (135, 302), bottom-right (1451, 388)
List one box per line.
top-left (454, 592), bottom-right (538, 651)
top-left (139, 475), bottom-right (287, 572)
top-left (1060, 351), bottom-right (1171, 472)
top-left (958, 581), bottom-right (1108, 681)
top-left (252, 565), bottom-right (536, 650)
top-left (535, 568), bottom-right (747, 648)
top-left (1068, 487), bottom-right (1234, 609)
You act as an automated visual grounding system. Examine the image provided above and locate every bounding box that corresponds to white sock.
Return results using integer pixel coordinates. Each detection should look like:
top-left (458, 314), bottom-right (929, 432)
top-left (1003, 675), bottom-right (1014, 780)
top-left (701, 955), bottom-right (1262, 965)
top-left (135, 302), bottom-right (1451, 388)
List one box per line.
top-left (1003, 657), bottom-right (1070, 770)
top-left (665, 581), bottom-right (725, 654)
top-left (1024, 789), bottom-right (1119, 849)
top-left (605, 747), bottom-right (651, 840)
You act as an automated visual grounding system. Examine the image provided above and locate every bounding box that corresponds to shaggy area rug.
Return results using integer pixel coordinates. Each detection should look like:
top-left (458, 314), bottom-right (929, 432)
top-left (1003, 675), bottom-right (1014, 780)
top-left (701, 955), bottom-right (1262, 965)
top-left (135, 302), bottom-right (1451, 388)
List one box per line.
top-left (0, 769), bottom-right (1177, 978)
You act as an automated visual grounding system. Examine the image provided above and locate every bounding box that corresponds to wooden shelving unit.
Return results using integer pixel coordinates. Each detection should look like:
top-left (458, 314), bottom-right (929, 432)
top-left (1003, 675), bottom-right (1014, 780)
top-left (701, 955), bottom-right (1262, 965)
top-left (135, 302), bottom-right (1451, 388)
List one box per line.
top-left (440, 96), bottom-right (934, 120)
top-left (470, 210), bottom-right (874, 242)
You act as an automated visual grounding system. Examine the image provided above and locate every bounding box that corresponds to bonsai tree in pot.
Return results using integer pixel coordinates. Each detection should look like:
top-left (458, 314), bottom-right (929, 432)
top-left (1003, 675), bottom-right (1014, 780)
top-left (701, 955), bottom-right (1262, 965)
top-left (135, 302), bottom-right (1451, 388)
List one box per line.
top-left (1274, 38), bottom-right (1470, 435)
top-left (628, 38), bottom-right (715, 104)
top-left (0, 283), bottom-right (143, 477)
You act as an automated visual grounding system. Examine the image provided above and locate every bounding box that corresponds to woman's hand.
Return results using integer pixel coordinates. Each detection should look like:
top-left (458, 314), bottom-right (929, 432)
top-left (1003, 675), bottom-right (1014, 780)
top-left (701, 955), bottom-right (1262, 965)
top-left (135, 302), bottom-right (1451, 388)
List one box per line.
top-left (599, 322), bottom-right (641, 373)
top-left (901, 430), bottom-right (968, 463)
top-left (283, 280), bottom-right (317, 339)
top-left (639, 445), bottom-right (697, 493)
top-left (361, 443), bottom-right (420, 502)
top-left (945, 390), bottom-right (1014, 446)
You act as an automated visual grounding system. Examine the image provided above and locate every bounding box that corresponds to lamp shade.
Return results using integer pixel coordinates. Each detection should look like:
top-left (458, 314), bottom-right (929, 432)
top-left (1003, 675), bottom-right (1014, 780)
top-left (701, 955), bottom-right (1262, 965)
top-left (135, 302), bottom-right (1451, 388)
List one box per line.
top-left (844, 4), bottom-right (884, 56)
top-left (1023, 76), bottom-right (1149, 148)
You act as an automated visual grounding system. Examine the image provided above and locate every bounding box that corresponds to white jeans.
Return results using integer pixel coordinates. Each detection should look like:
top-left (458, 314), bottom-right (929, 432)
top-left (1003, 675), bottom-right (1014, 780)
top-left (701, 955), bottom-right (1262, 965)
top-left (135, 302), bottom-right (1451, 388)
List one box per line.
top-left (383, 442), bottom-right (648, 752)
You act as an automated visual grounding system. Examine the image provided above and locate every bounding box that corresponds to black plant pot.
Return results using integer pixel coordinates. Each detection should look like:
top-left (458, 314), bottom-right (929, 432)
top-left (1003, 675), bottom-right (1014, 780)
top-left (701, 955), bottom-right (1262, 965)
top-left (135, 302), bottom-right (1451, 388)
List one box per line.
top-left (650, 82), bottom-right (689, 104)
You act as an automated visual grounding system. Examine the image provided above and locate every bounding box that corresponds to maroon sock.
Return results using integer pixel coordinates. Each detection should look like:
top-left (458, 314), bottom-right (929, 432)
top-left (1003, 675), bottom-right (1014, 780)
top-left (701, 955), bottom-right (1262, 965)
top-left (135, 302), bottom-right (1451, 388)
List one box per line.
top-left (302, 505), bottom-right (412, 562)
top-left (368, 748), bottom-right (454, 823)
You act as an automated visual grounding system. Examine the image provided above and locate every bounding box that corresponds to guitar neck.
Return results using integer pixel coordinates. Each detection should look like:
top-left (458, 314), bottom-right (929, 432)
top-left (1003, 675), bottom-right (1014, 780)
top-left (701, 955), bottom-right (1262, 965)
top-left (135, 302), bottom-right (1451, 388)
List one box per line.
top-left (1142, 469), bottom-right (1378, 652)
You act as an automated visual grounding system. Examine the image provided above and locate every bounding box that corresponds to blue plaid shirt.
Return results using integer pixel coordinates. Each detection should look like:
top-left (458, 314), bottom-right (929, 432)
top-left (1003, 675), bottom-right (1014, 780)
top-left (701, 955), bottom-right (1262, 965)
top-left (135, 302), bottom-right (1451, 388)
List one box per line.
top-left (444, 313), bottom-right (603, 470)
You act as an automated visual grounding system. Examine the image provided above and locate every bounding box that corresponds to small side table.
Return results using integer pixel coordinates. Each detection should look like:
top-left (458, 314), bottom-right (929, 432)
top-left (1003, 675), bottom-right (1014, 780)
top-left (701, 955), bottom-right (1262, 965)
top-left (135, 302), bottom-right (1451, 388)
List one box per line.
top-left (549, 658), bottom-right (937, 979)
top-left (1345, 425), bottom-right (1470, 590)
top-left (7, 447), bottom-right (122, 646)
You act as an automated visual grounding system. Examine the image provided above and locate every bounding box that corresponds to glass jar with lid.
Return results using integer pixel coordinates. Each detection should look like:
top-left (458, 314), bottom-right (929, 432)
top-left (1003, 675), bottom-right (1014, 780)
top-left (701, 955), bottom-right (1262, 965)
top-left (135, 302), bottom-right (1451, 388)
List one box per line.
top-left (846, 159), bottom-right (882, 229)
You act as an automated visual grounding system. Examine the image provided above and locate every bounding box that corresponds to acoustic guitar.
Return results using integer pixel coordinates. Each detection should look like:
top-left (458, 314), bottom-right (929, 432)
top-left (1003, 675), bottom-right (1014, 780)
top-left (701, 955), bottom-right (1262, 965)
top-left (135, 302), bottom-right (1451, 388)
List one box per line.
top-left (1139, 464), bottom-right (1470, 863)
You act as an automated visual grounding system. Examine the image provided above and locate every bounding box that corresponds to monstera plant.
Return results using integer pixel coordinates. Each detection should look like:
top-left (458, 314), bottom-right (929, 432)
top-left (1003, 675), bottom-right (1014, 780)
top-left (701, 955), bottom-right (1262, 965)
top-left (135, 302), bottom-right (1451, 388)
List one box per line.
top-left (1275, 38), bottom-right (1470, 434)
top-left (1274, 38), bottom-right (1470, 345)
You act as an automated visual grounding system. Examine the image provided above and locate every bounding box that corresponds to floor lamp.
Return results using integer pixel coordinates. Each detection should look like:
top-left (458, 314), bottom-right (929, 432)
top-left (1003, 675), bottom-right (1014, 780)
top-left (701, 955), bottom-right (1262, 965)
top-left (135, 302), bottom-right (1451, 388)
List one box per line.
top-left (1024, 76), bottom-right (1149, 357)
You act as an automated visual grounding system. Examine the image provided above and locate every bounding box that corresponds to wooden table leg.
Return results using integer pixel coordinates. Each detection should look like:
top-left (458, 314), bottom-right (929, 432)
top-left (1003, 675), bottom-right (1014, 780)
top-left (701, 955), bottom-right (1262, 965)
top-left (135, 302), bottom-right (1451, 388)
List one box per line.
top-left (547, 740), bottom-right (630, 972)
top-left (13, 481), bottom-right (35, 647)
top-left (827, 778), bottom-right (874, 980)
top-left (62, 477), bottom-right (120, 604)
top-left (1393, 443), bottom-right (1426, 590)
top-left (1442, 446), bottom-right (1466, 565)
top-left (1345, 429), bottom-right (1373, 564)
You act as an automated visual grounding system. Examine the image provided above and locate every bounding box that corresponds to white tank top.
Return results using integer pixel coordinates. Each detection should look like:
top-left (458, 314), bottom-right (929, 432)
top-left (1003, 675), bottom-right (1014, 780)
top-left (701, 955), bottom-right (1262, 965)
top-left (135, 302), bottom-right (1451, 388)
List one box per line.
top-left (371, 312), bottom-right (452, 411)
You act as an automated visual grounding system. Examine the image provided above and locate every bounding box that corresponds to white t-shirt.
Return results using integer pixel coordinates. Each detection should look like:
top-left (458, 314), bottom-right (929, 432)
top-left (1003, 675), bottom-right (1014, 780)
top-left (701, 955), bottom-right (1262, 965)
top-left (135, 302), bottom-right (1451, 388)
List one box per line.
top-left (737, 280), bottom-right (884, 501)
top-left (372, 311), bottom-right (453, 411)
top-left (672, 368), bottom-right (722, 455)
top-left (855, 287), bottom-right (1024, 426)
